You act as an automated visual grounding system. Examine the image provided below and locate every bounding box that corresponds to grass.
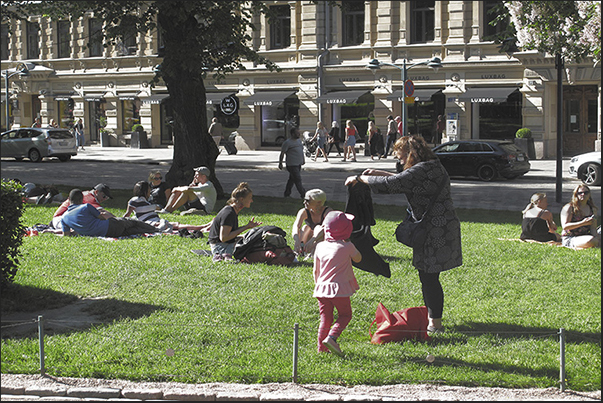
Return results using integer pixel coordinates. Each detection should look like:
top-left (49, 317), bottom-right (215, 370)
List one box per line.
top-left (1, 187), bottom-right (601, 391)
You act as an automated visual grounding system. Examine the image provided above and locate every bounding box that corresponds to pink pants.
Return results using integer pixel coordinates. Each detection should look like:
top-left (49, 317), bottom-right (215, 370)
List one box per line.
top-left (316, 296), bottom-right (352, 352)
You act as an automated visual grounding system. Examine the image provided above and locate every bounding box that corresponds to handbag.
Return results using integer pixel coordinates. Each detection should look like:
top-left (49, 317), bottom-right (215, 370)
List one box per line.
top-left (369, 303), bottom-right (430, 344)
top-left (395, 177), bottom-right (443, 248)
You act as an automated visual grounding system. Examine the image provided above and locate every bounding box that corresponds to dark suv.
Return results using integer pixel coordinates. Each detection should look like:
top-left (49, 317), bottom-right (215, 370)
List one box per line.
top-left (433, 140), bottom-right (530, 181)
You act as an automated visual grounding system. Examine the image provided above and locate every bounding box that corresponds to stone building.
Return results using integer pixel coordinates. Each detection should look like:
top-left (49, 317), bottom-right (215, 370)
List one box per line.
top-left (2, 1), bottom-right (600, 157)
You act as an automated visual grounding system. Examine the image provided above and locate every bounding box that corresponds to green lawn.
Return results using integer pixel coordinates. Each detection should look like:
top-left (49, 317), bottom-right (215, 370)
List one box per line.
top-left (1, 188), bottom-right (601, 391)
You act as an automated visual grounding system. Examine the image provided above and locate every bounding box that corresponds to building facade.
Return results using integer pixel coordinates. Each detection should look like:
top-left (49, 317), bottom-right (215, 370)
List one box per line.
top-left (2, 1), bottom-right (600, 158)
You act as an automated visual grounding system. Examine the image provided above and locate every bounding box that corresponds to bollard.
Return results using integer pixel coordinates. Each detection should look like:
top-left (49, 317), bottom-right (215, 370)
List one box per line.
top-left (559, 328), bottom-right (566, 392)
top-left (38, 315), bottom-right (45, 375)
top-left (292, 323), bottom-right (299, 383)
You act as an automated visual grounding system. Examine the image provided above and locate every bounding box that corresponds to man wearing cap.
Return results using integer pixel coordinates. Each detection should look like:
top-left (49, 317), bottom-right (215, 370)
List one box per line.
top-left (61, 189), bottom-right (159, 238)
top-left (51, 183), bottom-right (115, 230)
top-left (160, 166), bottom-right (217, 215)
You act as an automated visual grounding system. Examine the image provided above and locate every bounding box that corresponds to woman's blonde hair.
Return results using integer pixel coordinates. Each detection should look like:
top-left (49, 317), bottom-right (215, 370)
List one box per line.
top-left (304, 188), bottom-right (326, 204)
top-left (567, 184), bottom-right (598, 216)
top-left (392, 135), bottom-right (437, 170)
top-left (148, 170), bottom-right (162, 182)
top-left (522, 192), bottom-right (546, 214)
top-left (228, 182), bottom-right (253, 205)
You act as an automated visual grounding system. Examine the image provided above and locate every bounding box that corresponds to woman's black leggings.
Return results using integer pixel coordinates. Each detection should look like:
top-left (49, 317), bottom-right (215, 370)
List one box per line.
top-left (418, 271), bottom-right (443, 319)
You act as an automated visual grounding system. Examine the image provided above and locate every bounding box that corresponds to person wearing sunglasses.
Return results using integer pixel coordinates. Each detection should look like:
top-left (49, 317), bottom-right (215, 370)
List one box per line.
top-left (560, 185), bottom-right (600, 249)
top-left (147, 170), bottom-right (171, 209)
top-left (291, 189), bottom-right (333, 258)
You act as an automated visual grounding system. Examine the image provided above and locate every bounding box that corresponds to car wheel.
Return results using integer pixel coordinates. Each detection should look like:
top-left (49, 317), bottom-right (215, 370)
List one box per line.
top-left (275, 136), bottom-right (285, 147)
top-left (477, 164), bottom-right (497, 181)
top-left (28, 149), bottom-right (42, 163)
top-left (581, 163), bottom-right (601, 186)
top-left (58, 155), bottom-right (71, 162)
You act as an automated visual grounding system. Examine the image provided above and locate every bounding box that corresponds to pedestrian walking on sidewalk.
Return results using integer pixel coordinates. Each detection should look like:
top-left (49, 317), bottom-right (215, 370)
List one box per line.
top-left (279, 127), bottom-right (306, 198)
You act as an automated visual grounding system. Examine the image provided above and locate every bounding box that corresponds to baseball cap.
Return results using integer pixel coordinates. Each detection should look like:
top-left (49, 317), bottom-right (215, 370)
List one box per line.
top-left (395, 116), bottom-right (401, 121)
top-left (94, 183), bottom-right (113, 199)
top-left (194, 166), bottom-right (210, 177)
top-left (323, 211), bottom-right (355, 241)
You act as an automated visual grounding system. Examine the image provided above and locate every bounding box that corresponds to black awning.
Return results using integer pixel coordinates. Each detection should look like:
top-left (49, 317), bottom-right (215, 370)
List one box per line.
top-left (315, 90), bottom-right (370, 104)
top-left (456, 87), bottom-right (519, 103)
top-left (206, 93), bottom-right (235, 105)
top-left (387, 88), bottom-right (442, 102)
top-left (84, 94), bottom-right (104, 102)
top-left (53, 95), bottom-right (72, 101)
top-left (142, 94), bottom-right (170, 104)
top-left (243, 91), bottom-right (297, 107)
top-left (118, 94), bottom-right (139, 101)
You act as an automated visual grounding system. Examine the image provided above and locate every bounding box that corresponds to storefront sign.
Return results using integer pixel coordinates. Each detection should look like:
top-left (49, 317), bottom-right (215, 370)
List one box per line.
top-left (470, 96), bottom-right (495, 103)
top-left (220, 95), bottom-right (238, 115)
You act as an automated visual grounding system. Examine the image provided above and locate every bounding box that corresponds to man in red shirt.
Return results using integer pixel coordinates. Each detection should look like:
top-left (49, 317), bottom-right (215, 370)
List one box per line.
top-left (51, 183), bottom-right (115, 229)
top-left (395, 116), bottom-right (405, 137)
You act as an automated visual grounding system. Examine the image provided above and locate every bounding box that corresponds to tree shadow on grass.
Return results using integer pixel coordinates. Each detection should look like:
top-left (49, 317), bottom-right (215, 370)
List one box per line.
top-left (1, 284), bottom-right (164, 340)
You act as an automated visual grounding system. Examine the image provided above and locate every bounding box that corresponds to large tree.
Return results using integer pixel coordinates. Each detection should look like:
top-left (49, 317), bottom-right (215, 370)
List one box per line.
top-left (2, 1), bottom-right (280, 197)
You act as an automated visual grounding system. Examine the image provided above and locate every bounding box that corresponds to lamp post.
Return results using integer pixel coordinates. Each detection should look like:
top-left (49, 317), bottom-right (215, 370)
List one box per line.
top-left (2, 62), bottom-right (30, 130)
top-left (367, 57), bottom-right (442, 137)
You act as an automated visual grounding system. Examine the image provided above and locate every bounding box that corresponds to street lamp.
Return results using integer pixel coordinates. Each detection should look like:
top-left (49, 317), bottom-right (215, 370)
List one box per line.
top-left (2, 62), bottom-right (30, 131)
top-left (367, 57), bottom-right (442, 138)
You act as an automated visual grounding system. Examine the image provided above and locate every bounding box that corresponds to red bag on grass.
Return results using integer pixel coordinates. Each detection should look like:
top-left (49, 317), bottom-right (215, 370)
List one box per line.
top-left (369, 303), bottom-right (430, 344)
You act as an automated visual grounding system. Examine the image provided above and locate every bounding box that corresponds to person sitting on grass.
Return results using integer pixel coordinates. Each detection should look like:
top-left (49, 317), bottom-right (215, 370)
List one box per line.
top-left (291, 189), bottom-right (332, 258)
top-left (520, 192), bottom-right (561, 242)
top-left (51, 183), bottom-right (115, 230)
top-left (60, 189), bottom-right (159, 238)
top-left (124, 181), bottom-right (212, 233)
top-left (159, 166), bottom-right (217, 216)
top-left (560, 184), bottom-right (600, 249)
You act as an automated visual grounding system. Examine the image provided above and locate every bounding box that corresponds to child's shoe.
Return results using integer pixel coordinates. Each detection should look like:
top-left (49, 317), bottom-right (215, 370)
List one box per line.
top-left (322, 336), bottom-right (344, 357)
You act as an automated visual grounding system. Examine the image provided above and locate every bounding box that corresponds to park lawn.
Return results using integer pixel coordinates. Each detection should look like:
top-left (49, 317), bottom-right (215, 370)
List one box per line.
top-left (1, 189), bottom-right (601, 391)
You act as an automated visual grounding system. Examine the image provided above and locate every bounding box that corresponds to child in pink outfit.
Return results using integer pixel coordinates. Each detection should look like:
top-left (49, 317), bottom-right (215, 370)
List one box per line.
top-left (313, 211), bottom-right (362, 356)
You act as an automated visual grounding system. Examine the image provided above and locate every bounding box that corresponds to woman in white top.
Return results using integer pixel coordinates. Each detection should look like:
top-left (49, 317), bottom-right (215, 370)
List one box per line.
top-left (310, 121), bottom-right (329, 162)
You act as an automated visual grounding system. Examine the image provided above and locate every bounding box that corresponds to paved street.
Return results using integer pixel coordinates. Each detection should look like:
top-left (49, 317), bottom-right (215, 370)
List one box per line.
top-left (1, 145), bottom-right (600, 214)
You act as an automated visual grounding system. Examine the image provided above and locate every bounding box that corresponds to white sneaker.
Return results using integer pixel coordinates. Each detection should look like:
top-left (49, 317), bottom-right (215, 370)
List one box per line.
top-left (157, 209), bottom-right (170, 214)
top-left (322, 336), bottom-right (344, 357)
top-left (180, 208), bottom-right (202, 216)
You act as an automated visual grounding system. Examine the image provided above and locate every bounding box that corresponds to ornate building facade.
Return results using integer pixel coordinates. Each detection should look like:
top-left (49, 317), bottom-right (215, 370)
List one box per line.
top-left (2, 1), bottom-right (600, 157)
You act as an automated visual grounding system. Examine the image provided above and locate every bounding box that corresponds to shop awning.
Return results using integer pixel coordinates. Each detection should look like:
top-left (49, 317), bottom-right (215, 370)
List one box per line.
top-left (53, 94), bottom-right (72, 101)
top-left (315, 90), bottom-right (370, 104)
top-left (118, 94), bottom-right (139, 101)
top-left (387, 88), bottom-right (442, 102)
top-left (142, 94), bottom-right (170, 104)
top-left (456, 87), bottom-right (519, 103)
top-left (206, 93), bottom-right (235, 105)
top-left (84, 94), bottom-right (104, 102)
top-left (243, 91), bottom-right (297, 107)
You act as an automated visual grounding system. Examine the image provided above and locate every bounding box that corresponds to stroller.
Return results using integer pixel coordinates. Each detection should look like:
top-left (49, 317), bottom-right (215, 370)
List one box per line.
top-left (302, 131), bottom-right (317, 158)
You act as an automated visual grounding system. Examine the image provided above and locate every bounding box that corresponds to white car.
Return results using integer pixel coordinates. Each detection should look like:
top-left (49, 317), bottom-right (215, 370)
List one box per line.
top-left (568, 151), bottom-right (601, 186)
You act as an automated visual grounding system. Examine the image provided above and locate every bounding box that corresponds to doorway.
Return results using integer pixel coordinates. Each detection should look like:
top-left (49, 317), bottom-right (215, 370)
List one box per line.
top-left (563, 85), bottom-right (598, 156)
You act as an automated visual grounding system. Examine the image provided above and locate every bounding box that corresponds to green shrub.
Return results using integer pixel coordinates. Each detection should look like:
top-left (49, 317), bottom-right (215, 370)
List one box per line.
top-left (131, 124), bottom-right (144, 133)
top-left (515, 127), bottom-right (532, 138)
top-left (0, 179), bottom-right (26, 288)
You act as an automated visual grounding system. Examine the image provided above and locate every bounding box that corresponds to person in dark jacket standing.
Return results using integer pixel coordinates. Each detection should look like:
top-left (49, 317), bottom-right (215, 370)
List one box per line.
top-left (344, 135), bottom-right (462, 334)
top-left (326, 120), bottom-right (343, 157)
top-left (279, 127), bottom-right (306, 198)
top-left (383, 115), bottom-right (398, 158)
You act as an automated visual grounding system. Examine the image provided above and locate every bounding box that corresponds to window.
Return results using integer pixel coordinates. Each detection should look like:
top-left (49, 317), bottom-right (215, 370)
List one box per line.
top-left (410, 0), bottom-right (435, 43)
top-left (57, 20), bottom-right (70, 59)
top-left (88, 18), bottom-right (103, 57)
top-left (483, 1), bottom-right (509, 40)
top-left (121, 99), bottom-right (141, 132)
top-left (342, 1), bottom-right (364, 47)
top-left (57, 99), bottom-right (75, 128)
top-left (269, 5), bottom-right (291, 49)
top-left (1, 24), bottom-right (8, 60)
top-left (118, 31), bottom-right (137, 55)
top-left (26, 21), bottom-right (40, 59)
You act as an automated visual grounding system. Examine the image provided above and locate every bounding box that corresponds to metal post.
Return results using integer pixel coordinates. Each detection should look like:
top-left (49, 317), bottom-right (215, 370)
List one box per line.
top-left (559, 328), bottom-right (566, 391)
top-left (555, 53), bottom-right (564, 203)
top-left (401, 60), bottom-right (407, 137)
top-left (38, 315), bottom-right (45, 375)
top-left (4, 73), bottom-right (9, 130)
top-left (292, 323), bottom-right (299, 383)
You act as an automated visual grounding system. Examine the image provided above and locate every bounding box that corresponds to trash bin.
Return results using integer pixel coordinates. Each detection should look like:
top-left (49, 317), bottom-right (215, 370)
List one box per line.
top-left (131, 130), bottom-right (148, 149)
top-left (100, 130), bottom-right (110, 147)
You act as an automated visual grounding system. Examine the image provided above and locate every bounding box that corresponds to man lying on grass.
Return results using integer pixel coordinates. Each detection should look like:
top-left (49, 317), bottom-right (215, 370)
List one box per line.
top-left (60, 188), bottom-right (159, 238)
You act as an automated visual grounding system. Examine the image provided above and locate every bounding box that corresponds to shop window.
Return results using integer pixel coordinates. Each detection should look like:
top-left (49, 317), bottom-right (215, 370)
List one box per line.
top-left (483, 1), bottom-right (509, 40)
top-left (88, 100), bottom-right (106, 143)
top-left (27, 21), bottom-right (40, 59)
top-left (160, 99), bottom-right (174, 145)
top-left (122, 99), bottom-right (141, 132)
top-left (269, 5), bottom-right (291, 49)
top-left (260, 98), bottom-right (298, 147)
top-left (342, 1), bottom-right (364, 47)
top-left (89, 18), bottom-right (103, 57)
top-left (340, 92), bottom-right (375, 141)
top-left (206, 97), bottom-right (240, 143)
top-left (407, 93), bottom-right (445, 142)
top-left (1, 24), bottom-right (8, 60)
top-left (479, 91), bottom-right (522, 140)
top-left (57, 20), bottom-right (70, 59)
top-left (57, 99), bottom-right (75, 129)
top-left (410, 0), bottom-right (435, 43)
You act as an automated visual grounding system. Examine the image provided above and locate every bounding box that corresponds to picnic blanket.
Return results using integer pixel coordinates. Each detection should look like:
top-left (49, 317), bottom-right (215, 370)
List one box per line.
top-left (497, 238), bottom-right (563, 247)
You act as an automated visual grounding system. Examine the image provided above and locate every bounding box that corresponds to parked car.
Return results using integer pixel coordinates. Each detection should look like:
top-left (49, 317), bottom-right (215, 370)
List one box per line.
top-left (1, 127), bottom-right (77, 162)
top-left (432, 139), bottom-right (530, 181)
top-left (568, 151), bottom-right (601, 186)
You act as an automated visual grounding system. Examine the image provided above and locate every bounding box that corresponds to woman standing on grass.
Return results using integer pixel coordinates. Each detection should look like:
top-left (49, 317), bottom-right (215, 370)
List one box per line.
top-left (560, 184), bottom-right (600, 249)
top-left (344, 135), bottom-right (462, 334)
top-left (208, 182), bottom-right (262, 261)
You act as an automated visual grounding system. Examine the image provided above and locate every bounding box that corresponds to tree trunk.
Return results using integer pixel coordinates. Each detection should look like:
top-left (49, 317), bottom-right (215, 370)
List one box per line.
top-left (157, 3), bottom-right (225, 198)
